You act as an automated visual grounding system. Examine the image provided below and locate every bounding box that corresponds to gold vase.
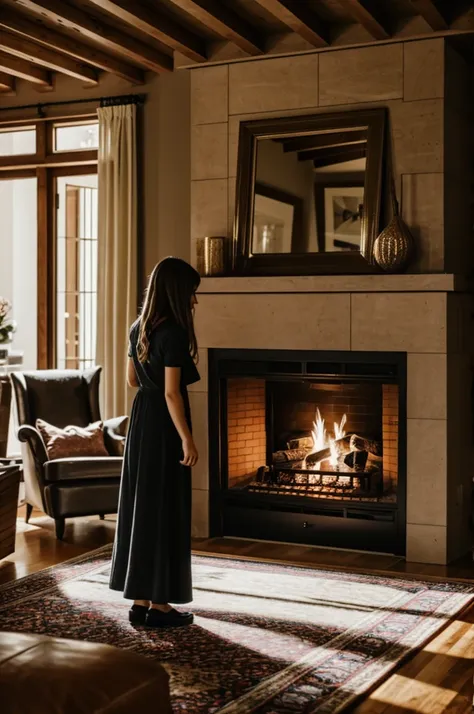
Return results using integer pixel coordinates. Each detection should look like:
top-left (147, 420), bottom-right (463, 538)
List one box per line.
top-left (373, 216), bottom-right (414, 273)
top-left (373, 167), bottom-right (415, 272)
top-left (196, 238), bottom-right (205, 276)
top-left (203, 236), bottom-right (226, 276)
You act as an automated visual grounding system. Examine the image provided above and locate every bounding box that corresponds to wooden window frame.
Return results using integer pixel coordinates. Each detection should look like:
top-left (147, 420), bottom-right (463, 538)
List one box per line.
top-left (51, 119), bottom-right (99, 156)
top-left (0, 117), bottom-right (98, 368)
top-left (52, 165), bottom-right (98, 371)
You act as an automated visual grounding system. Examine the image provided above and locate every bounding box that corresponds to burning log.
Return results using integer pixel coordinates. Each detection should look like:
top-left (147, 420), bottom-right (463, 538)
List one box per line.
top-left (304, 446), bottom-right (330, 464)
top-left (287, 435), bottom-right (313, 450)
top-left (305, 435), bottom-right (352, 465)
top-left (256, 465), bottom-right (270, 482)
top-left (344, 450), bottom-right (369, 471)
top-left (349, 434), bottom-right (382, 456)
top-left (367, 453), bottom-right (383, 469)
top-left (272, 448), bottom-right (308, 464)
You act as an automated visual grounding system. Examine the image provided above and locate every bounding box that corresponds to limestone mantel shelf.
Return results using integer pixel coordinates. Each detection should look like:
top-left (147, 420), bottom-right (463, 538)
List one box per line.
top-left (199, 274), bottom-right (469, 294)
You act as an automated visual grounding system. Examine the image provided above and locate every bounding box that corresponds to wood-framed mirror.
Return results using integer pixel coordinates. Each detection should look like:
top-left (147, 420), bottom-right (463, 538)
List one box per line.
top-left (233, 109), bottom-right (386, 275)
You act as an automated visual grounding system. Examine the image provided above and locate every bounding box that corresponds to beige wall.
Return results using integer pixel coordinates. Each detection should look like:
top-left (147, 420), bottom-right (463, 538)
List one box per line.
top-left (0, 70), bottom-right (191, 290)
top-left (190, 39), bottom-right (472, 275)
top-left (443, 45), bottom-right (473, 275)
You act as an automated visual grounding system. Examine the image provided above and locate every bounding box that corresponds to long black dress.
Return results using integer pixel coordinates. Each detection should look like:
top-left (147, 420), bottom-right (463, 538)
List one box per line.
top-left (109, 319), bottom-right (200, 604)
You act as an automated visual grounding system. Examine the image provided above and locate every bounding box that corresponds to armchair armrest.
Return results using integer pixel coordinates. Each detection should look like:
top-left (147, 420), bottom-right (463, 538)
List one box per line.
top-left (103, 416), bottom-right (128, 457)
top-left (17, 424), bottom-right (48, 468)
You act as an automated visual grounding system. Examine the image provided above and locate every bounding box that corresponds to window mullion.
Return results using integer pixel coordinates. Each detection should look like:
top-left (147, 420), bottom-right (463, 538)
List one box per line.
top-left (36, 121), bottom-right (46, 162)
top-left (36, 167), bottom-right (55, 369)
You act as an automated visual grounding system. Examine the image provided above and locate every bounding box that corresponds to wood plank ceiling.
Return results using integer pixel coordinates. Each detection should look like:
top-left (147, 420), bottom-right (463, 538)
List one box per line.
top-left (0, 0), bottom-right (473, 94)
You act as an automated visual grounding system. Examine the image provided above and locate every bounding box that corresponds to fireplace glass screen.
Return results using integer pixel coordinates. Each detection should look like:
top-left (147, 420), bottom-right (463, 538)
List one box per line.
top-left (226, 373), bottom-right (399, 504)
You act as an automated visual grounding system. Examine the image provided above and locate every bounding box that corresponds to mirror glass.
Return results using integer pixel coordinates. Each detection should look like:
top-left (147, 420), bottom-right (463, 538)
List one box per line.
top-left (251, 126), bottom-right (368, 255)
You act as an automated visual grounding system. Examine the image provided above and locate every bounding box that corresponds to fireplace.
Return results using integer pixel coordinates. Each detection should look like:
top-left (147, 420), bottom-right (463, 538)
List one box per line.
top-left (208, 349), bottom-right (407, 555)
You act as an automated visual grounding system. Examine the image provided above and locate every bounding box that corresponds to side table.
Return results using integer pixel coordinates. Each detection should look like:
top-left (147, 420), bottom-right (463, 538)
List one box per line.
top-left (0, 463), bottom-right (21, 560)
top-left (0, 376), bottom-right (11, 458)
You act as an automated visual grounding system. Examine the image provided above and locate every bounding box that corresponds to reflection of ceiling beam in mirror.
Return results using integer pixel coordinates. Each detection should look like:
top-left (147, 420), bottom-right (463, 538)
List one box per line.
top-left (336, 0), bottom-right (390, 40)
top-left (300, 145), bottom-right (367, 168)
top-left (281, 130), bottom-right (367, 153)
top-left (252, 0), bottom-right (329, 47)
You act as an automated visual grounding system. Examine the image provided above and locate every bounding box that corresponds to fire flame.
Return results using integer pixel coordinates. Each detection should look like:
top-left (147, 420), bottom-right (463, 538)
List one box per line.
top-left (334, 414), bottom-right (347, 441)
top-left (304, 409), bottom-right (347, 471)
top-left (312, 408), bottom-right (326, 452)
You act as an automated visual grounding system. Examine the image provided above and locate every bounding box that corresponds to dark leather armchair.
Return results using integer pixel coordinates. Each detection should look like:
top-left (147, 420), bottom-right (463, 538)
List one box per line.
top-left (11, 367), bottom-right (128, 540)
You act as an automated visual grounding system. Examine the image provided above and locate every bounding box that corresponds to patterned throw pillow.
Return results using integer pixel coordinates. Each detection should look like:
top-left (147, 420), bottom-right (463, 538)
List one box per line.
top-left (36, 419), bottom-right (109, 460)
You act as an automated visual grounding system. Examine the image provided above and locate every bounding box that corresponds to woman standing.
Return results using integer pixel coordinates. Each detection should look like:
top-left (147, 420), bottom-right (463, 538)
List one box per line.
top-left (110, 257), bottom-right (201, 628)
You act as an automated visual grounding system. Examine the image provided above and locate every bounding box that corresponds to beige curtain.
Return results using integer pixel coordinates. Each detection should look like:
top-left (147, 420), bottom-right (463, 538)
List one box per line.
top-left (96, 104), bottom-right (137, 419)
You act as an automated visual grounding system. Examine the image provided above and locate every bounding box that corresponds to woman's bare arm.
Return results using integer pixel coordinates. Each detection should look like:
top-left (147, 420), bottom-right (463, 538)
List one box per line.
top-left (165, 366), bottom-right (198, 466)
top-left (127, 358), bottom-right (139, 388)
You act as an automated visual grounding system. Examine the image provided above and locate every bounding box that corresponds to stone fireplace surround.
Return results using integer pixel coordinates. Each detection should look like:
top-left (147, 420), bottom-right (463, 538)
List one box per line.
top-left (187, 38), bottom-right (474, 565)
top-left (189, 274), bottom-right (473, 565)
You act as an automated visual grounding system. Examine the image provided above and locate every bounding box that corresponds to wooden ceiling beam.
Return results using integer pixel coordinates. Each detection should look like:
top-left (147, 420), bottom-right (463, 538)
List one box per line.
top-left (86, 0), bottom-right (207, 62)
top-left (0, 29), bottom-right (98, 83)
top-left (0, 10), bottom-right (145, 84)
top-left (336, 0), bottom-right (390, 40)
top-left (168, 0), bottom-right (264, 55)
top-left (0, 71), bottom-right (16, 93)
top-left (312, 148), bottom-right (366, 169)
top-left (0, 50), bottom-right (51, 86)
top-left (297, 139), bottom-right (366, 156)
top-left (299, 144), bottom-right (367, 165)
top-left (11, 0), bottom-right (172, 73)
top-left (281, 130), bottom-right (367, 153)
top-left (408, 0), bottom-right (449, 31)
top-left (253, 0), bottom-right (329, 47)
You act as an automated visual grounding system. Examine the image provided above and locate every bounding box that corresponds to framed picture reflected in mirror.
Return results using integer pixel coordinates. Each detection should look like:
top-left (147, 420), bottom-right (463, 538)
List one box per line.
top-left (253, 182), bottom-right (304, 254)
top-left (315, 180), bottom-right (365, 253)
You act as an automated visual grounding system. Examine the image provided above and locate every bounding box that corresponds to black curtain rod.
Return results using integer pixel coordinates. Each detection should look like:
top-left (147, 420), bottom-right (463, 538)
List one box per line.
top-left (0, 93), bottom-right (146, 116)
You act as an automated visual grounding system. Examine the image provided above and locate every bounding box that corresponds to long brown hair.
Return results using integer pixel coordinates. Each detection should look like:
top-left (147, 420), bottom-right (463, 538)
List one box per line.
top-left (137, 257), bottom-right (200, 363)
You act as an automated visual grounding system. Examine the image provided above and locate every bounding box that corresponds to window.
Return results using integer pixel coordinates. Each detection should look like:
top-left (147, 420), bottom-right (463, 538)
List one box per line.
top-left (54, 122), bottom-right (99, 152)
top-left (0, 127), bottom-right (36, 156)
top-left (56, 175), bottom-right (98, 370)
top-left (0, 177), bottom-right (38, 369)
top-left (0, 117), bottom-right (98, 368)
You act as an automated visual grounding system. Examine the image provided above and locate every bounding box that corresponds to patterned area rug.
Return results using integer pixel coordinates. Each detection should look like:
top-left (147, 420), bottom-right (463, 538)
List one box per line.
top-left (0, 546), bottom-right (472, 714)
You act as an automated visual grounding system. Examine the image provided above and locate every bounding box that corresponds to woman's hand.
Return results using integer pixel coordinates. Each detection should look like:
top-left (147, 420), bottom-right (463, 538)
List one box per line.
top-left (181, 438), bottom-right (199, 467)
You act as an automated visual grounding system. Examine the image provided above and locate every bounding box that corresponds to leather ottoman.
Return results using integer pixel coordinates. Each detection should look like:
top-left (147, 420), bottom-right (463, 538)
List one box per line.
top-left (0, 631), bottom-right (173, 714)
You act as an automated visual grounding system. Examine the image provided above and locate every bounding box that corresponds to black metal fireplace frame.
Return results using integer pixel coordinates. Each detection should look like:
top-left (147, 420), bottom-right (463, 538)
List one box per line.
top-left (208, 348), bottom-right (407, 555)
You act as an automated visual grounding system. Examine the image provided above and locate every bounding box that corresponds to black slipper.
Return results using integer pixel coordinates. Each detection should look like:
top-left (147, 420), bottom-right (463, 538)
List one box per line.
top-left (145, 607), bottom-right (193, 628)
top-left (128, 604), bottom-right (149, 625)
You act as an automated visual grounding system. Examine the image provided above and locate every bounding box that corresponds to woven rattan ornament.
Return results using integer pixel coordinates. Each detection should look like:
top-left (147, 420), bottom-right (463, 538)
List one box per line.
top-left (373, 172), bottom-right (414, 273)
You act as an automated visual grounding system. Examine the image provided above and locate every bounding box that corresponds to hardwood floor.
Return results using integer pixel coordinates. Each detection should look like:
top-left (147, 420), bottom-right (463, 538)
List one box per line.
top-left (1, 506), bottom-right (473, 713)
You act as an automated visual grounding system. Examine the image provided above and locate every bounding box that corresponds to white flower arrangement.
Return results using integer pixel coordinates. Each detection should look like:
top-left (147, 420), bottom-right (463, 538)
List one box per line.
top-left (0, 297), bottom-right (16, 344)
